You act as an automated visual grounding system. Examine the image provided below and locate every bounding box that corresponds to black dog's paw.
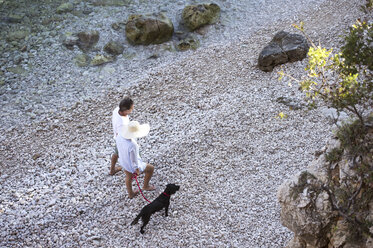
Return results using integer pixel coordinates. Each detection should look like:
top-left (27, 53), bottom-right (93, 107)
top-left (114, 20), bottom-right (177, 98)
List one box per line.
top-left (140, 230), bottom-right (145, 234)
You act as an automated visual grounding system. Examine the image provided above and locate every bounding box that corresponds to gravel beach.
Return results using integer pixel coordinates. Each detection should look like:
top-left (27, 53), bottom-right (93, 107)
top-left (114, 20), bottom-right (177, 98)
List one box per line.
top-left (0, 0), bottom-right (365, 247)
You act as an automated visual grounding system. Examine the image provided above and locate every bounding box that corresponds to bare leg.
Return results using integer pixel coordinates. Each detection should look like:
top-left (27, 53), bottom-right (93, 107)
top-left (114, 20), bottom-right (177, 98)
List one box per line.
top-left (142, 164), bottom-right (155, 191)
top-left (110, 154), bottom-right (122, 175)
top-left (124, 170), bottom-right (138, 198)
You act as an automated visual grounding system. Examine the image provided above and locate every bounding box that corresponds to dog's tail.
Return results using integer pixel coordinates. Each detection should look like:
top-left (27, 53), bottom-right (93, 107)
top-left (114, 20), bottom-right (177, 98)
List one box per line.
top-left (131, 213), bottom-right (141, 225)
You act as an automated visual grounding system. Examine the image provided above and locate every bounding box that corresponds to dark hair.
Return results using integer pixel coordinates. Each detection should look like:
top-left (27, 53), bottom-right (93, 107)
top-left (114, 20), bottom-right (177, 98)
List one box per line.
top-left (119, 97), bottom-right (134, 111)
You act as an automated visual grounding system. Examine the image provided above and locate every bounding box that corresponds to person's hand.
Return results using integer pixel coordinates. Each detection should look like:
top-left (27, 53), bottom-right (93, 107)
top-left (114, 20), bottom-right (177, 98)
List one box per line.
top-left (134, 169), bottom-right (140, 176)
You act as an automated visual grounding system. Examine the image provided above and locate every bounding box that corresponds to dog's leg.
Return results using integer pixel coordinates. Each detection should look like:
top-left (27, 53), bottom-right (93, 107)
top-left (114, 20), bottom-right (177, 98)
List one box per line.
top-left (131, 213), bottom-right (141, 225)
top-left (164, 202), bottom-right (169, 217)
top-left (140, 214), bottom-right (150, 234)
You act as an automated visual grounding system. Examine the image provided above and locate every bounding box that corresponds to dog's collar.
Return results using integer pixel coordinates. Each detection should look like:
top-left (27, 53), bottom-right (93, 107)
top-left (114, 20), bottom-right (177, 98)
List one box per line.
top-left (163, 192), bottom-right (170, 197)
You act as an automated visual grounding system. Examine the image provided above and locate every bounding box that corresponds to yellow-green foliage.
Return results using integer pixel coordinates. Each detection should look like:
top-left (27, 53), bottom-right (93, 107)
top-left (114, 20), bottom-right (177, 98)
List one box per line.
top-left (279, 16), bottom-right (372, 125)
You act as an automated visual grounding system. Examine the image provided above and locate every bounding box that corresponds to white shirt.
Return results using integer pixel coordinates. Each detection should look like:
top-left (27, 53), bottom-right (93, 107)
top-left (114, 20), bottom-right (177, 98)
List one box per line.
top-left (116, 135), bottom-right (146, 173)
top-left (112, 107), bottom-right (129, 139)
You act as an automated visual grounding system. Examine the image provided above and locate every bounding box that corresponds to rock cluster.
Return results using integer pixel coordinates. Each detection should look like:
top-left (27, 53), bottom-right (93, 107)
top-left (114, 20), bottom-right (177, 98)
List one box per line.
top-left (124, 3), bottom-right (221, 46)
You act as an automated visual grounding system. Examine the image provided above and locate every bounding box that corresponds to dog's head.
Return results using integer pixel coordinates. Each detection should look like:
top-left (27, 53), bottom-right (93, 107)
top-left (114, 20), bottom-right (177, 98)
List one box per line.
top-left (165, 184), bottom-right (180, 195)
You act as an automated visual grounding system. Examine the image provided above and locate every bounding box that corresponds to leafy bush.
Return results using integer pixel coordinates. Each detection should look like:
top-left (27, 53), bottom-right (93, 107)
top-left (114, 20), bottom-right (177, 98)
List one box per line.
top-left (279, 5), bottom-right (372, 125)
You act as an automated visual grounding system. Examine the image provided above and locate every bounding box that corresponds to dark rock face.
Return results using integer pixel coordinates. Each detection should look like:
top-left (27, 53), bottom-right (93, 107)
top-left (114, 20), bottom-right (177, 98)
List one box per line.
top-left (258, 31), bottom-right (309, 72)
top-left (125, 13), bottom-right (173, 45)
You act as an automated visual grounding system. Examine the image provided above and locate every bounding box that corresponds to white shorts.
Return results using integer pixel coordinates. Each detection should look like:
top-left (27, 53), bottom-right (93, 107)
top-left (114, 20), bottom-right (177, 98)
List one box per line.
top-left (120, 159), bottom-right (147, 173)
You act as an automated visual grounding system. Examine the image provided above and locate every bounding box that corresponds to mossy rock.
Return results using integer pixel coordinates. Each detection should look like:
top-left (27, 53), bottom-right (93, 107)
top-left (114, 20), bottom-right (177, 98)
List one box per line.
top-left (7, 30), bottom-right (29, 42)
top-left (182, 3), bottom-right (220, 31)
top-left (92, 0), bottom-right (131, 7)
top-left (7, 66), bottom-right (27, 75)
top-left (56, 3), bottom-right (74, 14)
top-left (77, 30), bottom-right (100, 51)
top-left (74, 54), bottom-right (90, 67)
top-left (104, 40), bottom-right (124, 55)
top-left (125, 13), bottom-right (174, 45)
top-left (4, 14), bottom-right (23, 23)
top-left (91, 54), bottom-right (114, 66)
top-left (176, 36), bottom-right (199, 51)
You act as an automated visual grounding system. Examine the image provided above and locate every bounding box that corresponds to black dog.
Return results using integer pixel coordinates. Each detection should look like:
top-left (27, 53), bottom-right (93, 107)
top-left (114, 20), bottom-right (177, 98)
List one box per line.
top-left (131, 183), bottom-right (180, 234)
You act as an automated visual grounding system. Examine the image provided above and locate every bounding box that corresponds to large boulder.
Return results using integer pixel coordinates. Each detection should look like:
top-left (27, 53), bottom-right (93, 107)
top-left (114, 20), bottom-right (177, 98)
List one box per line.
top-left (278, 116), bottom-right (373, 248)
top-left (258, 31), bottom-right (309, 72)
top-left (277, 169), bottom-right (335, 247)
top-left (125, 13), bottom-right (173, 45)
top-left (182, 3), bottom-right (220, 31)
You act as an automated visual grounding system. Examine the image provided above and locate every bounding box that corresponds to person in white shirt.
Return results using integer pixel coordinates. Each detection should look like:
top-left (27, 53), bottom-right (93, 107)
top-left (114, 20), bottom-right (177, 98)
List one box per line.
top-left (110, 97), bottom-right (134, 175)
top-left (116, 120), bottom-right (155, 198)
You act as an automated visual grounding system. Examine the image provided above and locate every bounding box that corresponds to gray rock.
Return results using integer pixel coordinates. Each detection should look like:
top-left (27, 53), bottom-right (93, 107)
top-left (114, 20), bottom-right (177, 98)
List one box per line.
top-left (320, 107), bottom-right (349, 125)
top-left (175, 36), bottom-right (199, 51)
top-left (7, 66), bottom-right (27, 75)
top-left (2, 14), bottom-right (23, 23)
top-left (103, 40), bottom-right (124, 55)
top-left (76, 30), bottom-right (99, 51)
top-left (258, 31), bottom-right (309, 72)
top-left (62, 33), bottom-right (79, 49)
top-left (276, 96), bottom-right (304, 110)
top-left (278, 170), bottom-right (334, 247)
